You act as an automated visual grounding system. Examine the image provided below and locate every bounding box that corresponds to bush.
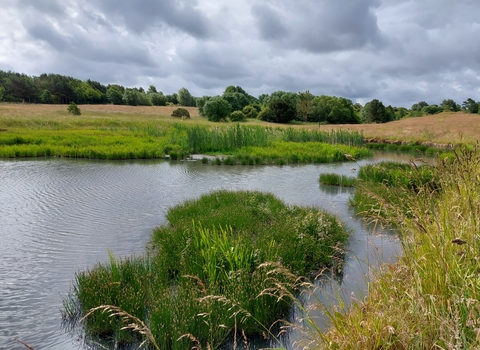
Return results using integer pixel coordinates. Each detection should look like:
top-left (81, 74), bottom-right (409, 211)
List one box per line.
top-left (67, 102), bottom-right (81, 115)
top-left (229, 110), bottom-right (246, 122)
top-left (171, 108), bottom-right (190, 119)
top-left (257, 106), bottom-right (275, 121)
top-left (242, 105), bottom-right (259, 119)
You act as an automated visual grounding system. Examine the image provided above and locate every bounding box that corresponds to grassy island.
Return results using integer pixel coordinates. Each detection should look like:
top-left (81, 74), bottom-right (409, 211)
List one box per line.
top-left (63, 190), bottom-right (349, 349)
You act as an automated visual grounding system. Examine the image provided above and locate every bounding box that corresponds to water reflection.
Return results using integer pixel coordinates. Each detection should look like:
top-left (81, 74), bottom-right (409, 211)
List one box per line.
top-left (0, 152), bottom-right (420, 349)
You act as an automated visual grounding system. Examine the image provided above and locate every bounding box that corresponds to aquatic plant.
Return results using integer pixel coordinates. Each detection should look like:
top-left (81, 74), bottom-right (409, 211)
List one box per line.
top-left (319, 173), bottom-right (356, 187)
top-left (63, 190), bottom-right (349, 349)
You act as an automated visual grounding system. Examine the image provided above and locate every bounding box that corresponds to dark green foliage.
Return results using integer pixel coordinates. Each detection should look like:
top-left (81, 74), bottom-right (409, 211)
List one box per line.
top-left (242, 105), bottom-right (259, 119)
top-left (165, 93), bottom-right (178, 105)
top-left (40, 89), bottom-right (54, 104)
top-left (148, 92), bottom-right (167, 106)
top-left (178, 87), bottom-right (196, 107)
top-left (122, 89), bottom-right (139, 106)
top-left (203, 96), bottom-right (232, 122)
top-left (421, 105), bottom-right (442, 115)
top-left (257, 106), bottom-right (275, 121)
top-left (106, 85), bottom-right (124, 105)
top-left (222, 92), bottom-right (250, 112)
top-left (267, 91), bottom-right (297, 123)
top-left (196, 96), bottom-right (211, 116)
top-left (297, 91), bottom-right (314, 122)
top-left (171, 108), bottom-right (191, 119)
top-left (311, 95), bottom-right (359, 124)
top-left (229, 110), bottom-right (246, 122)
top-left (462, 98), bottom-right (479, 114)
top-left (67, 102), bottom-right (81, 115)
top-left (440, 99), bottom-right (460, 112)
top-left (361, 99), bottom-right (389, 123)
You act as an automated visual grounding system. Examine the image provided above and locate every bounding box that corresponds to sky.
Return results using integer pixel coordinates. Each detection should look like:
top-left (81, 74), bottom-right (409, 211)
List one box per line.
top-left (0, 0), bottom-right (479, 108)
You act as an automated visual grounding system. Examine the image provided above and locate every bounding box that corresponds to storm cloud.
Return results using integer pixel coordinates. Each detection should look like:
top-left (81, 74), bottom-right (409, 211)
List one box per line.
top-left (0, 0), bottom-right (479, 107)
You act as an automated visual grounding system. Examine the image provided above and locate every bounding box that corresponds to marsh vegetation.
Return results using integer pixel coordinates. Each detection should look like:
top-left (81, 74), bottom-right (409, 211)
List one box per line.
top-left (63, 190), bottom-right (349, 349)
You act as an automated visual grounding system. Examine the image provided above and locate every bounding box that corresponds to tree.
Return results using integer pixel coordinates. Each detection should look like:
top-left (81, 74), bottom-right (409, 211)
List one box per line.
top-left (0, 84), bottom-right (5, 101)
top-left (440, 99), bottom-right (460, 112)
top-left (203, 96), bottom-right (231, 122)
top-left (462, 98), bottom-right (479, 114)
top-left (67, 102), bottom-right (81, 115)
top-left (178, 88), bottom-right (196, 107)
top-left (421, 105), bottom-right (442, 115)
top-left (361, 99), bottom-right (388, 123)
top-left (311, 95), bottom-right (358, 124)
top-left (297, 91), bottom-right (314, 122)
top-left (40, 89), bottom-right (54, 104)
top-left (166, 93), bottom-right (178, 105)
top-left (123, 89), bottom-right (139, 106)
top-left (242, 105), bottom-right (258, 119)
top-left (267, 91), bottom-right (297, 123)
top-left (106, 85), bottom-right (124, 105)
top-left (147, 85), bottom-right (158, 94)
top-left (149, 92), bottom-right (167, 106)
top-left (196, 96), bottom-right (211, 116)
top-left (222, 91), bottom-right (250, 112)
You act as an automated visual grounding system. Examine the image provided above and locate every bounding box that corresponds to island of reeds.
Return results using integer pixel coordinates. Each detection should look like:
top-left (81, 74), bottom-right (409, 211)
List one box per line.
top-left (62, 190), bottom-right (349, 349)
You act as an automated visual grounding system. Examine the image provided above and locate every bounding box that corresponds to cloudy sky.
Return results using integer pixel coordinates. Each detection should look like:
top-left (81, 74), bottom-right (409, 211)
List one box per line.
top-left (0, 0), bottom-right (479, 107)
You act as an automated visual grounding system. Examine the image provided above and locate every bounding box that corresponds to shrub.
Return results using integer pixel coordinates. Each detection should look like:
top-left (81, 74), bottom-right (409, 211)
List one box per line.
top-left (171, 108), bottom-right (190, 119)
top-left (229, 110), bottom-right (246, 122)
top-left (257, 106), bottom-right (275, 121)
top-left (242, 105), bottom-right (259, 119)
top-left (67, 102), bottom-right (81, 115)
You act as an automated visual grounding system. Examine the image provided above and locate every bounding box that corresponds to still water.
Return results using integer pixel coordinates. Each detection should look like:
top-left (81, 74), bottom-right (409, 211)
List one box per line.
top-left (0, 153), bottom-right (413, 349)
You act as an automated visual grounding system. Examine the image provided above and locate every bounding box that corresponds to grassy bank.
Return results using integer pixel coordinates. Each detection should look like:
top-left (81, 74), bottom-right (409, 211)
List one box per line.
top-left (0, 104), bottom-right (370, 162)
top-left (322, 148), bottom-right (480, 348)
top-left (63, 190), bottom-right (349, 349)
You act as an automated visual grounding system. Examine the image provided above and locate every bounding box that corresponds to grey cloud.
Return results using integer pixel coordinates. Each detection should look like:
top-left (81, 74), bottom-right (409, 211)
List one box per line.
top-left (94, 0), bottom-right (213, 38)
top-left (251, 4), bottom-right (288, 41)
top-left (25, 17), bottom-right (156, 67)
top-left (251, 0), bottom-right (384, 53)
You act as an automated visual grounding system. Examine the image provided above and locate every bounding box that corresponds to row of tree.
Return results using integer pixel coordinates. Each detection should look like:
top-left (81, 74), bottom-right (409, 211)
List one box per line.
top-left (1, 70), bottom-right (478, 124)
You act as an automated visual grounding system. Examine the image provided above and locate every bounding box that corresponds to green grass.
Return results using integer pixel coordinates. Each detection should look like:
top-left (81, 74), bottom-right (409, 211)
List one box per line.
top-left (0, 117), bottom-right (371, 163)
top-left (63, 190), bottom-right (349, 349)
top-left (320, 147), bottom-right (480, 349)
top-left (319, 173), bottom-right (357, 186)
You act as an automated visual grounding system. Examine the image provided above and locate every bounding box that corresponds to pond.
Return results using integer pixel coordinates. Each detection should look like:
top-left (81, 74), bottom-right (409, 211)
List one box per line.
top-left (0, 152), bottom-right (416, 349)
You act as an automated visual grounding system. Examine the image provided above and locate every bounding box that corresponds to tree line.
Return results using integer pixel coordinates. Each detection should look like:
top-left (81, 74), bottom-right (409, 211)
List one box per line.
top-left (0, 70), bottom-right (478, 124)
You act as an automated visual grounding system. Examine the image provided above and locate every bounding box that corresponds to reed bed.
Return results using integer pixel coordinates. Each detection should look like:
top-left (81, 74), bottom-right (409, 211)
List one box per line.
top-left (1, 119), bottom-right (369, 162)
top-left (322, 147), bottom-right (480, 349)
top-left (319, 173), bottom-right (357, 187)
top-left (63, 190), bottom-right (349, 349)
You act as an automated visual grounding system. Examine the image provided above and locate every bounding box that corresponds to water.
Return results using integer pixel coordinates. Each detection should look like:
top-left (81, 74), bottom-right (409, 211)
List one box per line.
top-left (0, 153), bottom-right (414, 349)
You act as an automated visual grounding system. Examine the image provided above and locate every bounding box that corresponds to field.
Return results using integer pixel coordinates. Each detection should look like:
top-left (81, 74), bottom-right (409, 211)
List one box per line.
top-left (1, 104), bottom-right (479, 146)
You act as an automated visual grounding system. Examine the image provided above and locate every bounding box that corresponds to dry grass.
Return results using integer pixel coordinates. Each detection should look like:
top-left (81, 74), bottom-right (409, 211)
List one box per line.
top-left (308, 112), bottom-right (480, 146)
top-left (1, 103), bottom-right (479, 145)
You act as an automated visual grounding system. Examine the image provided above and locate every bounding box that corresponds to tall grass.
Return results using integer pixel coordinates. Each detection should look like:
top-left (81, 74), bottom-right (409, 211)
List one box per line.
top-left (319, 173), bottom-right (357, 187)
top-left (323, 147), bottom-right (480, 348)
top-left (63, 190), bottom-right (349, 349)
top-left (1, 121), bottom-right (370, 162)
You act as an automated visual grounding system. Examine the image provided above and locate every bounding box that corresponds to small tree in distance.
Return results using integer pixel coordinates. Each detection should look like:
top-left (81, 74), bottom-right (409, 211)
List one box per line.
top-left (67, 102), bottom-right (81, 115)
